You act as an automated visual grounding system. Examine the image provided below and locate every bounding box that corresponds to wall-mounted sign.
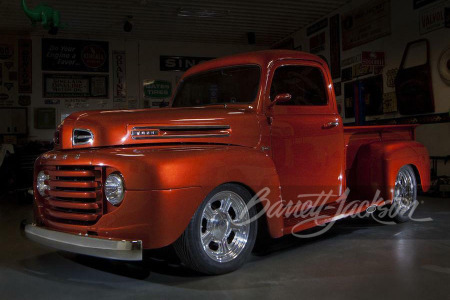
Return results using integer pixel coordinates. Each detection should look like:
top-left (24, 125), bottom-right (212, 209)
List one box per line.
top-left (361, 51), bottom-right (385, 67)
top-left (341, 54), bottom-right (361, 67)
top-left (112, 51), bottom-right (126, 100)
top-left (43, 74), bottom-right (108, 98)
top-left (42, 38), bottom-right (109, 72)
top-left (342, 0), bottom-right (391, 50)
top-left (306, 18), bottom-right (328, 36)
top-left (352, 63), bottom-right (373, 78)
top-left (160, 55), bottom-right (214, 72)
top-left (309, 32), bottom-right (326, 54)
top-left (143, 80), bottom-right (172, 98)
top-left (0, 44), bottom-right (14, 60)
top-left (383, 92), bottom-right (397, 113)
top-left (414, 0), bottom-right (440, 9)
top-left (386, 68), bottom-right (398, 87)
top-left (18, 39), bottom-right (32, 93)
top-left (419, 3), bottom-right (446, 34)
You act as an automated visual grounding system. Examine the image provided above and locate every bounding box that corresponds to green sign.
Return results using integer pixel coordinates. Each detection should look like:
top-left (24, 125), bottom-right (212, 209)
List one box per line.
top-left (144, 80), bottom-right (172, 99)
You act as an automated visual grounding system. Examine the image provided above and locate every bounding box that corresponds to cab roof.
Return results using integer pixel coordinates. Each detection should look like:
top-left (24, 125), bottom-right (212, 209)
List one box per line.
top-left (183, 50), bottom-right (326, 77)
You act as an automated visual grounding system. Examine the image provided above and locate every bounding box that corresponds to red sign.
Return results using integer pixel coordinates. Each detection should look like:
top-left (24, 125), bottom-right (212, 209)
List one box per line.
top-left (82, 45), bottom-right (107, 69)
top-left (361, 51), bottom-right (385, 67)
top-left (18, 39), bottom-right (32, 93)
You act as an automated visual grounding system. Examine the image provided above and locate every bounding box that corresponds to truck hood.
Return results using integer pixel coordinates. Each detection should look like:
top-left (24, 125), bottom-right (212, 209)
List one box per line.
top-left (57, 106), bottom-right (261, 149)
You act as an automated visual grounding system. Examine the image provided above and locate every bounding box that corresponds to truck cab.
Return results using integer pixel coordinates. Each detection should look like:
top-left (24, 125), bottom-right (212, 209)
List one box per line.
top-left (24, 50), bottom-right (430, 275)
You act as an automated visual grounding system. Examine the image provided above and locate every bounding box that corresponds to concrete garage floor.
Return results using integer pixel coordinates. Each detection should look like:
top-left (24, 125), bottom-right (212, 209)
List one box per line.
top-left (1, 195), bottom-right (449, 299)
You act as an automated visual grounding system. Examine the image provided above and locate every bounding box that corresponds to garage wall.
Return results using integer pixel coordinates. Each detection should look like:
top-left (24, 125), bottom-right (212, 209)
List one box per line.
top-left (1, 33), bottom-right (263, 142)
top-left (285, 0), bottom-right (450, 176)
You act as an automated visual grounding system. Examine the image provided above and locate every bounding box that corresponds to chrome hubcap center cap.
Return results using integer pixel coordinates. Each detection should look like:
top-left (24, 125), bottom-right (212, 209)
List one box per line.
top-left (211, 213), bottom-right (230, 239)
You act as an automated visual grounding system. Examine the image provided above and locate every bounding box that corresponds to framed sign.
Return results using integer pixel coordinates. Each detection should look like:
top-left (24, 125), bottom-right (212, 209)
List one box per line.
top-left (307, 18), bottom-right (328, 36)
top-left (341, 0), bottom-right (391, 50)
top-left (43, 74), bottom-right (109, 98)
top-left (143, 80), bottom-right (172, 99)
top-left (42, 38), bottom-right (109, 72)
top-left (160, 55), bottom-right (214, 72)
top-left (309, 32), bottom-right (325, 54)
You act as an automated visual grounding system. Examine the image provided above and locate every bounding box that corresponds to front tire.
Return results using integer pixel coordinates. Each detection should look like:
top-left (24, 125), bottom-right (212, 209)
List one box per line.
top-left (174, 184), bottom-right (257, 275)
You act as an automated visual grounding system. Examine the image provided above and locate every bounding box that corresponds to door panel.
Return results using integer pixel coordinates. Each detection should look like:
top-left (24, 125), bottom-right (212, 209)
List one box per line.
top-left (268, 61), bottom-right (345, 207)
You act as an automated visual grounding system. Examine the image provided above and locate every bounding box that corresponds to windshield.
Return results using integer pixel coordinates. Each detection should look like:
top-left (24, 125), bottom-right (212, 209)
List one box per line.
top-left (172, 65), bottom-right (261, 107)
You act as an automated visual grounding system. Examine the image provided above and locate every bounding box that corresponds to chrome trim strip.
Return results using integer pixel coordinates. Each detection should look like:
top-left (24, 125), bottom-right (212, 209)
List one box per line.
top-left (132, 125), bottom-right (230, 131)
top-left (132, 133), bottom-right (230, 140)
top-left (23, 223), bottom-right (143, 261)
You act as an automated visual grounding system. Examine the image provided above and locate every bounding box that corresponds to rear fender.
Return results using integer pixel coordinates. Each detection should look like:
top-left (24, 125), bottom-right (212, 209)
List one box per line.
top-left (350, 141), bottom-right (430, 203)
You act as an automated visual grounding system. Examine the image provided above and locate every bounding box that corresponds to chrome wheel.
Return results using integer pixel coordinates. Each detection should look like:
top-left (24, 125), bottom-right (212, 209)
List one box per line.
top-left (200, 191), bottom-right (250, 263)
top-left (394, 167), bottom-right (415, 212)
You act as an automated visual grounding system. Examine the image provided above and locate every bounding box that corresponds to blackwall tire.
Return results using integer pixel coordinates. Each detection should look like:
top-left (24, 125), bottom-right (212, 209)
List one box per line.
top-left (173, 184), bottom-right (258, 275)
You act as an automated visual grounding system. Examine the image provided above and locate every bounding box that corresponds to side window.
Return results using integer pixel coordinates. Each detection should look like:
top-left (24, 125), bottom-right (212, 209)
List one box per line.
top-left (270, 65), bottom-right (328, 106)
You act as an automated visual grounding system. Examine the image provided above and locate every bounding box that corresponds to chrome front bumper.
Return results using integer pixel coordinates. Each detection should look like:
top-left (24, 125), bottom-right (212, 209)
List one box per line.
top-left (22, 223), bottom-right (143, 261)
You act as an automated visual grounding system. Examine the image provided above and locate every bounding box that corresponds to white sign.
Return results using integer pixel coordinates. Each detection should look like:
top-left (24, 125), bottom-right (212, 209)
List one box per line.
top-left (112, 51), bottom-right (126, 99)
top-left (420, 2), bottom-right (446, 34)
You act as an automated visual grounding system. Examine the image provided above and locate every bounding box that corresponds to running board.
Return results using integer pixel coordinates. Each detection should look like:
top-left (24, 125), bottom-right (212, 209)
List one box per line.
top-left (282, 199), bottom-right (386, 235)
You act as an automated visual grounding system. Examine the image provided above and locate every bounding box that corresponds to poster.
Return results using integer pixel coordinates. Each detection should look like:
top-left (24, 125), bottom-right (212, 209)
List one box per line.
top-left (18, 39), bottom-right (32, 93)
top-left (143, 80), bottom-right (172, 99)
top-left (112, 51), bottom-right (126, 100)
top-left (309, 32), bottom-right (325, 54)
top-left (43, 74), bottom-right (108, 98)
top-left (329, 14), bottom-right (341, 79)
top-left (42, 38), bottom-right (109, 72)
top-left (419, 3), bottom-right (447, 34)
top-left (341, 0), bottom-right (391, 50)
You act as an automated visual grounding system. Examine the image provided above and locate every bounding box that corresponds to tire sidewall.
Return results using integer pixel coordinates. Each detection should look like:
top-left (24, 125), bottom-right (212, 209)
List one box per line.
top-left (185, 184), bottom-right (258, 274)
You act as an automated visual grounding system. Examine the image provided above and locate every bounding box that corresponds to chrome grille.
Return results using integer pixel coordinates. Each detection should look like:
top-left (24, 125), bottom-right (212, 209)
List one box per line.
top-left (41, 165), bottom-right (103, 226)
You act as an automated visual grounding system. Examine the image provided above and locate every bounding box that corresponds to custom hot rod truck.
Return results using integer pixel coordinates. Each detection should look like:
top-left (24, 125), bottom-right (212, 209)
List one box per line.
top-left (23, 50), bottom-right (430, 274)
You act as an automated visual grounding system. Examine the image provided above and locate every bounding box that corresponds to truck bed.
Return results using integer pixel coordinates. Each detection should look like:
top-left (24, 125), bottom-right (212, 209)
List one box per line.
top-left (344, 124), bottom-right (418, 173)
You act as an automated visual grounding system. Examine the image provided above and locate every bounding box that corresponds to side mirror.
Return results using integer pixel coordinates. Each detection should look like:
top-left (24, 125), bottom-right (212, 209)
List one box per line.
top-left (268, 93), bottom-right (292, 109)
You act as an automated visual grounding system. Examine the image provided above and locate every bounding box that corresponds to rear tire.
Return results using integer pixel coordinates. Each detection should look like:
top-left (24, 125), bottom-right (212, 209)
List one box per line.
top-left (173, 184), bottom-right (257, 275)
top-left (376, 165), bottom-right (417, 223)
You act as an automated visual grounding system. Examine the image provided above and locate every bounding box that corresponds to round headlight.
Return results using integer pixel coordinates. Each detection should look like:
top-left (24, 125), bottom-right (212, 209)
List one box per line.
top-left (36, 171), bottom-right (49, 196)
top-left (105, 173), bottom-right (124, 206)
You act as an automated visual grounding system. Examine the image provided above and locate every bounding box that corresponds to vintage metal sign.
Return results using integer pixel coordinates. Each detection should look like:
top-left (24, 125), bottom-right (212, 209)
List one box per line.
top-left (143, 80), bottom-right (172, 99)
top-left (341, 0), bottom-right (391, 50)
top-left (361, 51), bottom-right (385, 67)
top-left (42, 39), bottom-right (109, 72)
top-left (112, 51), bottom-right (126, 100)
top-left (419, 3), bottom-right (447, 34)
top-left (160, 55), bottom-right (214, 71)
top-left (43, 74), bottom-right (108, 98)
top-left (18, 39), bottom-right (32, 93)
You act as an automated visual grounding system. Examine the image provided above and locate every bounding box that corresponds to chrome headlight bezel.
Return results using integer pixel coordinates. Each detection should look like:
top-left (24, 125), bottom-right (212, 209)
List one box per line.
top-left (104, 173), bottom-right (125, 206)
top-left (36, 171), bottom-right (50, 197)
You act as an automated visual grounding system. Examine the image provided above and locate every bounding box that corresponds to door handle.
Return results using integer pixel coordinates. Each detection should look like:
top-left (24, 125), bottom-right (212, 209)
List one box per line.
top-left (322, 121), bottom-right (339, 129)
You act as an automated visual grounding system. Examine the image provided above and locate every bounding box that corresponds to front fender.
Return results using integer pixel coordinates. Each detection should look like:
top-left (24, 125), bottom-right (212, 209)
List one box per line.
top-left (89, 145), bottom-right (284, 246)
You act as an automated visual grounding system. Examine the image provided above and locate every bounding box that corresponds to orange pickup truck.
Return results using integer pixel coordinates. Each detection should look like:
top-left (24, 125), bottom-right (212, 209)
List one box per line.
top-left (23, 50), bottom-right (430, 274)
